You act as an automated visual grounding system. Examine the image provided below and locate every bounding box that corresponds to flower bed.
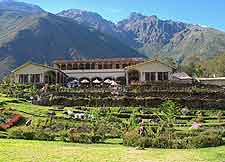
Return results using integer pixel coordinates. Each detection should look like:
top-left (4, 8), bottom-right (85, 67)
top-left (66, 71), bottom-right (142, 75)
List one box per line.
top-left (0, 114), bottom-right (23, 130)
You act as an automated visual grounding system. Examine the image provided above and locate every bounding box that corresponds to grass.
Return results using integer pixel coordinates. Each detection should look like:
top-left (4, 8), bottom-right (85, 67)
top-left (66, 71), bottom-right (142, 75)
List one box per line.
top-left (1, 94), bottom-right (225, 161)
top-left (0, 139), bottom-right (225, 162)
top-left (0, 94), bottom-right (50, 117)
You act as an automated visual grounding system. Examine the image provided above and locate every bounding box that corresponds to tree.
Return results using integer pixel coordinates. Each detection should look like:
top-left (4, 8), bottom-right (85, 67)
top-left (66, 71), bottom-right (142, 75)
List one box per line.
top-left (158, 100), bottom-right (180, 127)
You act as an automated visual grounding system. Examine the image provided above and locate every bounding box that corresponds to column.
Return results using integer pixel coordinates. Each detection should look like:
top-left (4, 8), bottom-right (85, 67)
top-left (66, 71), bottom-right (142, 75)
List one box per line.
top-left (142, 72), bottom-right (145, 82)
top-left (56, 72), bottom-right (58, 84)
top-left (155, 72), bottom-right (158, 81)
top-left (28, 74), bottom-right (31, 84)
top-left (125, 69), bottom-right (129, 85)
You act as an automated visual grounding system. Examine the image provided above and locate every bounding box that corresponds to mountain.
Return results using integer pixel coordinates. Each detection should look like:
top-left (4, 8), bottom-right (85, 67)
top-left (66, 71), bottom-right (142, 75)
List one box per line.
top-left (160, 26), bottom-right (225, 60)
top-left (0, 1), bottom-right (142, 78)
top-left (0, 0), bottom-right (44, 13)
top-left (58, 10), bottom-right (225, 62)
top-left (58, 9), bottom-right (123, 38)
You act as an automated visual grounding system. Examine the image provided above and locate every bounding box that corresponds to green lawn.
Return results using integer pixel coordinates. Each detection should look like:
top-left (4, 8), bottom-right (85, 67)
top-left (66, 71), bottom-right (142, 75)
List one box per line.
top-left (0, 139), bottom-right (225, 162)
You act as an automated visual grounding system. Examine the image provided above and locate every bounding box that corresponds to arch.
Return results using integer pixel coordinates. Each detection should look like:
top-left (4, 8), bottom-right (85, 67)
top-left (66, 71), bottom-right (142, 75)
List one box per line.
top-left (85, 63), bottom-right (91, 69)
top-left (61, 64), bottom-right (66, 70)
top-left (67, 64), bottom-right (73, 70)
top-left (128, 69), bottom-right (140, 84)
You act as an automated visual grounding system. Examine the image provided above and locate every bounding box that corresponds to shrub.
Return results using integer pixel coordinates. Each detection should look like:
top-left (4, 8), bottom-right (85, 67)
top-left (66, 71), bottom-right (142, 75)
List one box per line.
top-left (123, 129), bottom-right (142, 147)
top-left (191, 129), bottom-right (224, 148)
top-left (68, 131), bottom-right (102, 144)
top-left (123, 128), bottom-right (224, 149)
top-left (7, 128), bottom-right (56, 141)
top-left (8, 128), bottom-right (35, 140)
top-left (34, 131), bottom-right (55, 141)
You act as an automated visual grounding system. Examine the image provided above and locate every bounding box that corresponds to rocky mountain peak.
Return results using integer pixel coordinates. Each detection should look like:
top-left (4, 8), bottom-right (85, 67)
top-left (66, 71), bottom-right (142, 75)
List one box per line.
top-left (129, 12), bottom-right (146, 20)
top-left (58, 9), bottom-right (103, 22)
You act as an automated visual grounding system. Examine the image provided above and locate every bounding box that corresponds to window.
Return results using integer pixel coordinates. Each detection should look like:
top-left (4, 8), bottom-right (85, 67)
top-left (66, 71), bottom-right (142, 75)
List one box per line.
top-left (30, 74), bottom-right (40, 83)
top-left (79, 64), bottom-right (84, 70)
top-left (72, 64), bottom-right (78, 70)
top-left (61, 64), bottom-right (66, 70)
top-left (19, 74), bottom-right (29, 84)
top-left (98, 64), bottom-right (103, 69)
top-left (145, 72), bottom-right (150, 81)
top-left (116, 64), bottom-right (120, 69)
top-left (19, 75), bottom-right (23, 84)
top-left (85, 63), bottom-right (90, 69)
top-left (108, 64), bottom-right (112, 69)
top-left (122, 64), bottom-right (128, 68)
top-left (104, 64), bottom-right (108, 69)
top-left (91, 63), bottom-right (95, 69)
top-left (163, 72), bottom-right (169, 80)
top-left (158, 72), bottom-right (163, 80)
top-left (67, 64), bottom-right (72, 70)
top-left (150, 72), bottom-right (156, 81)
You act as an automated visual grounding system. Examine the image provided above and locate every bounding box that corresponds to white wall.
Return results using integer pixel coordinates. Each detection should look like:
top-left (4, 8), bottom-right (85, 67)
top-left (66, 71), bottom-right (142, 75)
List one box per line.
top-left (131, 62), bottom-right (173, 72)
top-left (13, 64), bottom-right (53, 83)
top-left (62, 69), bottom-right (125, 80)
top-left (128, 62), bottom-right (173, 82)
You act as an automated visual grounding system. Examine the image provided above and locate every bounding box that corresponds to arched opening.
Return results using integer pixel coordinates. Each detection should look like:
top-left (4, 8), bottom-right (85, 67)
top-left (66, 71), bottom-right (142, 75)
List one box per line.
top-left (61, 64), bottom-right (66, 70)
top-left (85, 63), bottom-right (90, 69)
top-left (67, 64), bottom-right (73, 70)
top-left (128, 69), bottom-right (140, 84)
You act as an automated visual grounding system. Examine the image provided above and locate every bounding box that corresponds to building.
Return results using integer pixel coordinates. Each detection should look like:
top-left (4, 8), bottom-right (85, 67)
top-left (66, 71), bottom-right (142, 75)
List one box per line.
top-left (53, 58), bottom-right (144, 83)
top-left (53, 58), bottom-right (176, 85)
top-left (11, 62), bottom-right (67, 84)
top-left (196, 77), bottom-right (225, 86)
top-left (171, 72), bottom-right (193, 84)
top-left (125, 59), bottom-right (176, 84)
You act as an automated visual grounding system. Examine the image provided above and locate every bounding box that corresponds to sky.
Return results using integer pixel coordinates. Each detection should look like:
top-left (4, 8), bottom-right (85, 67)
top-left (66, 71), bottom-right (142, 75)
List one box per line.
top-left (20, 0), bottom-right (225, 31)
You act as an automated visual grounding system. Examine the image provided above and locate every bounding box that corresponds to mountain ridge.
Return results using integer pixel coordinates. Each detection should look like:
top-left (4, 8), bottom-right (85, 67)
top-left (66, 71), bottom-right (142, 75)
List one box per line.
top-left (0, 1), bottom-right (142, 78)
top-left (58, 9), bottom-right (225, 61)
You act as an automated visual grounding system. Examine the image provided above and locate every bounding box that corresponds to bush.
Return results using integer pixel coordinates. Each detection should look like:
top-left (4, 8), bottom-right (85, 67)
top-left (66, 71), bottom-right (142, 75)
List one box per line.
top-left (34, 131), bottom-right (55, 141)
top-left (8, 128), bottom-right (35, 140)
top-left (123, 128), bottom-right (224, 149)
top-left (190, 129), bottom-right (224, 148)
top-left (68, 131), bottom-right (102, 144)
top-left (123, 129), bottom-right (143, 147)
top-left (7, 128), bottom-right (56, 141)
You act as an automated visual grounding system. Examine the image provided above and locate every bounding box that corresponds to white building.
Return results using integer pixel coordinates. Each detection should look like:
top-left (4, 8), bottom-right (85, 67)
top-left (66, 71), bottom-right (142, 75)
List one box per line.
top-left (53, 58), bottom-right (144, 84)
top-left (53, 58), bottom-right (176, 85)
top-left (11, 62), bottom-right (67, 84)
top-left (125, 59), bottom-right (176, 84)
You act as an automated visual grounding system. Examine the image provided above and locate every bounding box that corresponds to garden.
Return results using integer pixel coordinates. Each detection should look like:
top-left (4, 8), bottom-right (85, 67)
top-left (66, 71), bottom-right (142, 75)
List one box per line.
top-left (0, 83), bottom-right (225, 161)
